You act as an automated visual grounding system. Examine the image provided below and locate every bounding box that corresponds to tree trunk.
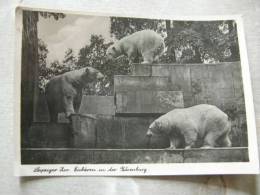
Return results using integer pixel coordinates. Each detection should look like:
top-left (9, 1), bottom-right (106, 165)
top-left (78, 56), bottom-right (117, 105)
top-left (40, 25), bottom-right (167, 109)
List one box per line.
top-left (193, 47), bottom-right (202, 63)
top-left (228, 20), bottom-right (240, 61)
top-left (165, 20), bottom-right (176, 63)
top-left (21, 11), bottom-right (39, 145)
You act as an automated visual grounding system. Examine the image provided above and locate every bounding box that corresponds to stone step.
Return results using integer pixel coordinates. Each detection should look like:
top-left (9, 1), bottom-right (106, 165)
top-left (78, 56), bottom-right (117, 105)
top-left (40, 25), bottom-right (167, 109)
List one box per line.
top-left (21, 147), bottom-right (249, 164)
top-left (131, 62), bottom-right (244, 110)
top-left (132, 62), bottom-right (240, 77)
top-left (114, 75), bottom-right (173, 92)
top-left (79, 95), bottom-right (115, 115)
top-left (115, 91), bottom-right (184, 114)
top-left (24, 115), bottom-right (169, 149)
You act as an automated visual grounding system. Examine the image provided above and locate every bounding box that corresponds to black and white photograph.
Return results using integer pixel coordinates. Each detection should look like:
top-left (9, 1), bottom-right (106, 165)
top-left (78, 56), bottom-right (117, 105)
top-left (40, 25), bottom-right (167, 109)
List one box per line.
top-left (15, 7), bottom-right (259, 176)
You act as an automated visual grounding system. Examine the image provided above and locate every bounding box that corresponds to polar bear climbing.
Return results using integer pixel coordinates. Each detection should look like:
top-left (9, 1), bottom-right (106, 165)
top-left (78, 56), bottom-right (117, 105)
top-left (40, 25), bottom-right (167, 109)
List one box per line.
top-left (106, 29), bottom-right (165, 64)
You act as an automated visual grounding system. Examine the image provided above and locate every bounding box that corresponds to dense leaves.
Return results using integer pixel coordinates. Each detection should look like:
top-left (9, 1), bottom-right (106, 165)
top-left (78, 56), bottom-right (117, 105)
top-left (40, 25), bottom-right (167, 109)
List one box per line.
top-left (77, 35), bottom-right (131, 95)
top-left (39, 12), bottom-right (65, 20)
top-left (111, 18), bottom-right (240, 63)
top-left (110, 17), bottom-right (166, 39)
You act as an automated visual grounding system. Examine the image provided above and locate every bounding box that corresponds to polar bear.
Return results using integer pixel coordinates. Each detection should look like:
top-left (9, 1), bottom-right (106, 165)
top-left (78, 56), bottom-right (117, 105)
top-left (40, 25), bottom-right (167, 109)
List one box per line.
top-left (45, 67), bottom-right (104, 122)
top-left (106, 29), bottom-right (165, 64)
top-left (146, 104), bottom-right (232, 149)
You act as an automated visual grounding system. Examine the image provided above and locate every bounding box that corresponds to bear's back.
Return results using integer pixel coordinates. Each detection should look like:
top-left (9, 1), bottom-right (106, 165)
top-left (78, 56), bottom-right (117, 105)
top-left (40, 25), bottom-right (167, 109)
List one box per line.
top-left (161, 104), bottom-right (226, 129)
top-left (122, 29), bottom-right (163, 43)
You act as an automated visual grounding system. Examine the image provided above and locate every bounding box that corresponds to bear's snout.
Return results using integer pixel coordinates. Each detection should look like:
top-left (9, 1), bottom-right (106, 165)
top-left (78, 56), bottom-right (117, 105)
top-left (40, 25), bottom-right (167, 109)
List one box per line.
top-left (97, 72), bottom-right (104, 80)
top-left (106, 54), bottom-right (113, 60)
top-left (146, 128), bottom-right (153, 137)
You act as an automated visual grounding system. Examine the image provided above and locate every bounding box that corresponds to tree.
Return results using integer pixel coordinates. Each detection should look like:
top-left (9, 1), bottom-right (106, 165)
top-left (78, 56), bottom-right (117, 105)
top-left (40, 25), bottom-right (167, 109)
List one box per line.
top-left (165, 20), bottom-right (240, 63)
top-left (110, 17), bottom-right (166, 40)
top-left (63, 48), bottom-right (77, 69)
top-left (39, 12), bottom-right (65, 20)
top-left (77, 35), bottom-right (130, 95)
top-left (110, 17), bottom-right (240, 64)
top-left (38, 39), bottom-right (50, 92)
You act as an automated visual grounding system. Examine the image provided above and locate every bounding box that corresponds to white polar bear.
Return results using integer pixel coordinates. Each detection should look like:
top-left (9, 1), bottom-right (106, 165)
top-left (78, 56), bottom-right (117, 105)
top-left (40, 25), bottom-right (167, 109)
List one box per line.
top-left (106, 29), bottom-right (165, 64)
top-left (146, 104), bottom-right (232, 149)
top-left (45, 67), bottom-right (104, 122)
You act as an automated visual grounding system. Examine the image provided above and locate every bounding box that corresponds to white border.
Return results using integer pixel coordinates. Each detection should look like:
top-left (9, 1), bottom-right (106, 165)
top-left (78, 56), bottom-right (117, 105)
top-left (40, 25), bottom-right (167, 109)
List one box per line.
top-left (14, 6), bottom-right (259, 176)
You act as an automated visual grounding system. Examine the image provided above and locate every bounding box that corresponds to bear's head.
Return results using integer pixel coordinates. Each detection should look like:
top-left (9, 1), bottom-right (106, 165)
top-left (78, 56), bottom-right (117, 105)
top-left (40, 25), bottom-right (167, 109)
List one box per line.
top-left (146, 120), bottom-right (163, 137)
top-left (106, 43), bottom-right (121, 60)
top-left (82, 67), bottom-right (104, 83)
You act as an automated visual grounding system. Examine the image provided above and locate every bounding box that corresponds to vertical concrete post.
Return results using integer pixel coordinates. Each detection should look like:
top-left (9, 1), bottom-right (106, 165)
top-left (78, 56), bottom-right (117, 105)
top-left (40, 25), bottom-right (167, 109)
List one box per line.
top-left (70, 114), bottom-right (97, 148)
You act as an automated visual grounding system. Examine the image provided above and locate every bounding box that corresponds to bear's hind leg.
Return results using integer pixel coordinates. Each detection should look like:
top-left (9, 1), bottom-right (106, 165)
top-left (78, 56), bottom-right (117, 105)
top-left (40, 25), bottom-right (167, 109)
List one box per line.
top-left (202, 132), bottom-right (219, 148)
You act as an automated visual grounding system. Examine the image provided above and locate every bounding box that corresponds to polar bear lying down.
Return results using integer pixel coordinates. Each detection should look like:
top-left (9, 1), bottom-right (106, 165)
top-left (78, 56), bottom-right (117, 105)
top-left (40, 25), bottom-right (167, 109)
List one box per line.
top-left (106, 29), bottom-right (165, 64)
top-left (147, 104), bottom-right (232, 149)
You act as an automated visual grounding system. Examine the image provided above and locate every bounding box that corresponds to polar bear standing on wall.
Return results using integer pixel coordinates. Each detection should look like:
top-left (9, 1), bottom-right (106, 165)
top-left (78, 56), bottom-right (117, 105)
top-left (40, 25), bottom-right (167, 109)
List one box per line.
top-left (45, 67), bottom-right (104, 123)
top-left (147, 104), bottom-right (232, 149)
top-left (106, 29), bottom-right (165, 64)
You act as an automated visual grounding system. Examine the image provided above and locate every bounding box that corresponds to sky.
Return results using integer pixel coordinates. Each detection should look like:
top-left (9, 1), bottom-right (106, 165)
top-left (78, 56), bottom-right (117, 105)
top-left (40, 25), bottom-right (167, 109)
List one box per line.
top-left (38, 14), bottom-right (113, 64)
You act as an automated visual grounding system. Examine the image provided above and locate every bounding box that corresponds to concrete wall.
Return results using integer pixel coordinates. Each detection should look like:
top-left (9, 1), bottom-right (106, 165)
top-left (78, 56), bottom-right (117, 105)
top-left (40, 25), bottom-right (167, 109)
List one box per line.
top-left (21, 147), bottom-right (249, 164)
top-left (26, 115), bottom-right (169, 149)
top-left (132, 62), bottom-right (244, 112)
top-left (115, 91), bottom-right (184, 114)
top-left (32, 62), bottom-right (247, 147)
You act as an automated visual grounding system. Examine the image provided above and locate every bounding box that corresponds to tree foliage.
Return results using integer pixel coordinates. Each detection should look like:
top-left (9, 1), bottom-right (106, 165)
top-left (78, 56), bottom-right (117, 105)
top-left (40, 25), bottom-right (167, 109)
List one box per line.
top-left (38, 17), bottom-right (240, 96)
top-left (63, 48), bottom-right (77, 69)
top-left (110, 17), bottom-right (166, 40)
top-left (77, 35), bottom-right (130, 95)
top-left (39, 12), bottom-right (65, 20)
top-left (110, 18), bottom-right (240, 63)
top-left (38, 40), bottom-right (74, 92)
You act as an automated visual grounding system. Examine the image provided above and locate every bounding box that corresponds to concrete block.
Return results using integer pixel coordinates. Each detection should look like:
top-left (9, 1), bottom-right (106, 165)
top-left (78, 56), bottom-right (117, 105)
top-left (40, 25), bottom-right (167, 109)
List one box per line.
top-left (58, 113), bottom-right (70, 123)
top-left (169, 66), bottom-right (192, 93)
top-left (115, 91), bottom-right (184, 114)
top-left (79, 95), bottom-right (115, 115)
top-left (24, 122), bottom-right (71, 148)
top-left (190, 64), bottom-right (209, 79)
top-left (70, 114), bottom-right (97, 148)
top-left (133, 63), bottom-right (151, 76)
top-left (95, 116), bottom-right (169, 149)
top-left (114, 75), bottom-right (171, 92)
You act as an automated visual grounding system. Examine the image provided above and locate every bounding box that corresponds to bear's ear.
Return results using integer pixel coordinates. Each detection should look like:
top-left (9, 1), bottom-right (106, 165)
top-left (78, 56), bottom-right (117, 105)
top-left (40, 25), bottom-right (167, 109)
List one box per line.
top-left (154, 120), bottom-right (161, 129)
top-left (85, 67), bottom-right (90, 75)
top-left (112, 46), bottom-right (116, 51)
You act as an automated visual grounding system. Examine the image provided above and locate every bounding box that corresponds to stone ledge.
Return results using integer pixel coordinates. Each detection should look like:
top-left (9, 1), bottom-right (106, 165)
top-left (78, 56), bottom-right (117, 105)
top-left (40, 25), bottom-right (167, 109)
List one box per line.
top-left (115, 91), bottom-right (184, 114)
top-left (21, 147), bottom-right (248, 164)
top-left (79, 95), bottom-right (115, 115)
top-left (114, 75), bottom-right (172, 92)
top-left (132, 61), bottom-right (240, 76)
